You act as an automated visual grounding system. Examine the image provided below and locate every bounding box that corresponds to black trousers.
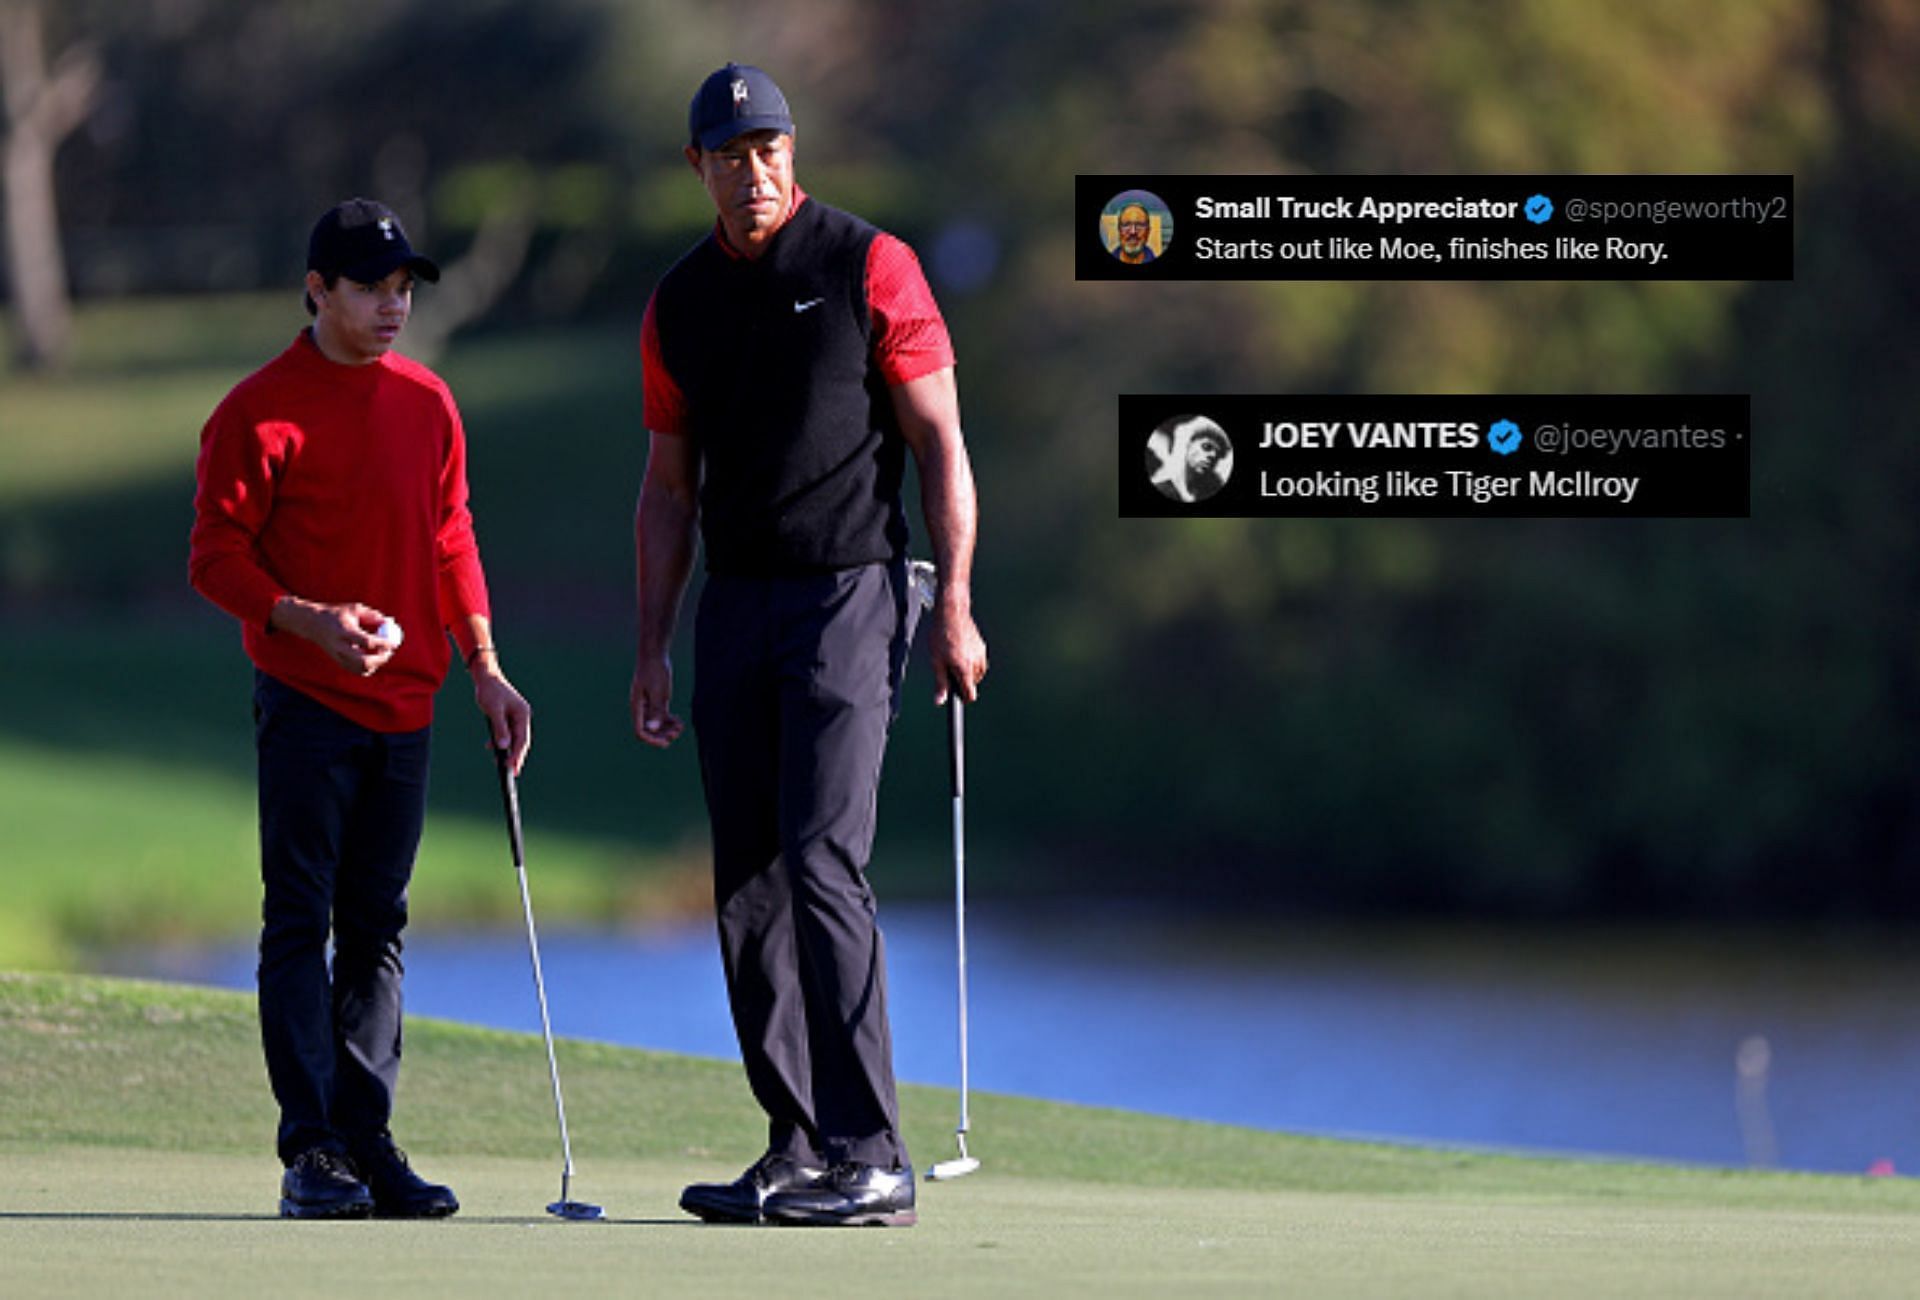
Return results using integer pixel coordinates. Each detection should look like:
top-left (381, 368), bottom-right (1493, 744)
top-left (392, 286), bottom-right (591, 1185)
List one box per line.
top-left (692, 561), bottom-right (917, 1170)
top-left (254, 671), bottom-right (428, 1165)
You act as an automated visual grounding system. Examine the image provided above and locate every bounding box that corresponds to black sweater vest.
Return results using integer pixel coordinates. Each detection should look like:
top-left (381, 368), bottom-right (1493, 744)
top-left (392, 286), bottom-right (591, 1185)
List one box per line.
top-left (654, 199), bottom-right (909, 575)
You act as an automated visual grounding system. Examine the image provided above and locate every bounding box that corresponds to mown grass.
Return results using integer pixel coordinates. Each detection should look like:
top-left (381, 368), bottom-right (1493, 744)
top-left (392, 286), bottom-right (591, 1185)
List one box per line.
top-left (12, 970), bottom-right (1920, 1205)
top-left (0, 609), bottom-right (713, 971)
top-left (0, 735), bottom-right (696, 969)
top-left (0, 294), bottom-right (294, 503)
top-left (6, 973), bottom-right (1920, 1300)
top-left (9, 969), bottom-right (1920, 1206)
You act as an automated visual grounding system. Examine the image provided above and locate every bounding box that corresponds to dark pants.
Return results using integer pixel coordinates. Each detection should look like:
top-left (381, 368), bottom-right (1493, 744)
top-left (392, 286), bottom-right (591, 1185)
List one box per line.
top-left (692, 561), bottom-right (917, 1170)
top-left (253, 671), bottom-right (429, 1166)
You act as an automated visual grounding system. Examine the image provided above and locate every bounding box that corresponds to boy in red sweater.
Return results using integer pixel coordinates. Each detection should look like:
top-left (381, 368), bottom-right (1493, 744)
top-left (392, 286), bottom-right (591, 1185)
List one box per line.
top-left (190, 198), bottom-right (531, 1219)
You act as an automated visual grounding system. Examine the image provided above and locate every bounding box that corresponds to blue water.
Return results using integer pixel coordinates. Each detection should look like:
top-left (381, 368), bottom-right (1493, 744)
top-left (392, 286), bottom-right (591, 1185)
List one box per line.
top-left (118, 908), bottom-right (1920, 1174)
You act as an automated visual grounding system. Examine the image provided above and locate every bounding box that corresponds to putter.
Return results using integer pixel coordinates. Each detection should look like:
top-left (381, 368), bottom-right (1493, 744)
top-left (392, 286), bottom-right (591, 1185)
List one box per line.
top-left (926, 695), bottom-right (980, 1181)
top-left (493, 744), bottom-right (605, 1221)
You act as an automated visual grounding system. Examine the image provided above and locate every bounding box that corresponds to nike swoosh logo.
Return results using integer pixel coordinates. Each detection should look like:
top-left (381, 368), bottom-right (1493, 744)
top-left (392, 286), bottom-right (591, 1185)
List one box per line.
top-left (793, 297), bottom-right (826, 313)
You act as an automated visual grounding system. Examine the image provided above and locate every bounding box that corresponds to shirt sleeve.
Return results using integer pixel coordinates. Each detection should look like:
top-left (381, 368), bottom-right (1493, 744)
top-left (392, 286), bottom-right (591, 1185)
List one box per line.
top-left (640, 291), bottom-right (689, 434)
top-left (434, 389), bottom-right (492, 652)
top-left (867, 232), bottom-right (955, 386)
top-left (187, 397), bottom-right (292, 631)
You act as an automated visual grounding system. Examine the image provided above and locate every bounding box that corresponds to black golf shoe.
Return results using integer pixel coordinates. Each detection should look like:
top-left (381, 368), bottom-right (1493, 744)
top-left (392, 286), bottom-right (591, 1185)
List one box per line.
top-left (764, 1161), bottom-right (916, 1227)
top-left (680, 1153), bottom-right (827, 1224)
top-left (350, 1132), bottom-right (460, 1219)
top-left (279, 1147), bottom-right (374, 1219)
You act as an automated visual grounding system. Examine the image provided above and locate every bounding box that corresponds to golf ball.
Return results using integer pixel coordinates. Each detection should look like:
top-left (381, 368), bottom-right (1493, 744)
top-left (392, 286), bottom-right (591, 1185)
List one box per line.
top-left (377, 618), bottom-right (403, 648)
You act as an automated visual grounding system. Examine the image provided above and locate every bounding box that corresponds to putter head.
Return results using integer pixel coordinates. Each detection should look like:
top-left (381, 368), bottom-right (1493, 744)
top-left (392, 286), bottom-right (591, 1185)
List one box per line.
top-left (548, 1199), bottom-right (605, 1221)
top-left (926, 1155), bottom-right (980, 1181)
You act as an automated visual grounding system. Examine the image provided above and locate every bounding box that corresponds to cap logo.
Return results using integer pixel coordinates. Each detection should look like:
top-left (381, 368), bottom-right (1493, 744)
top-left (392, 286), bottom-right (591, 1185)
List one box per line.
top-left (731, 77), bottom-right (749, 107)
top-left (378, 217), bottom-right (396, 241)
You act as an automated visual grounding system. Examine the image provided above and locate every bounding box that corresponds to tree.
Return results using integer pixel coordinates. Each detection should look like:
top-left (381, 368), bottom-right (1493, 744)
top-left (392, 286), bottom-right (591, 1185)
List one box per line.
top-left (0, 0), bottom-right (97, 370)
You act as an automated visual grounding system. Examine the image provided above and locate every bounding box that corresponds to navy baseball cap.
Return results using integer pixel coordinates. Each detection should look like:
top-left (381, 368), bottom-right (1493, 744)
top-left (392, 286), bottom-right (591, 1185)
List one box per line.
top-left (307, 198), bottom-right (440, 285)
top-left (689, 62), bottom-right (793, 150)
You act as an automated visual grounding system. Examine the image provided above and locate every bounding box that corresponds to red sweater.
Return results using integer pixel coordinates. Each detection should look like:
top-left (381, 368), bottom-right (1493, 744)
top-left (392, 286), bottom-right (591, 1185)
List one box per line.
top-left (189, 331), bottom-right (491, 732)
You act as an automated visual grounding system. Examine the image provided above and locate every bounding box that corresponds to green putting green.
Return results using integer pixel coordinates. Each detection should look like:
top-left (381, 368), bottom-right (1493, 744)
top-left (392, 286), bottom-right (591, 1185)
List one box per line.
top-left (6, 973), bottom-right (1920, 1298)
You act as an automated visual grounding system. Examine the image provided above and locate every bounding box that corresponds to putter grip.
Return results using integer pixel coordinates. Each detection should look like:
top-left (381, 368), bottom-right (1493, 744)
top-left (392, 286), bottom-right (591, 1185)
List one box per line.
top-left (494, 745), bottom-right (525, 868)
top-left (948, 697), bottom-right (964, 798)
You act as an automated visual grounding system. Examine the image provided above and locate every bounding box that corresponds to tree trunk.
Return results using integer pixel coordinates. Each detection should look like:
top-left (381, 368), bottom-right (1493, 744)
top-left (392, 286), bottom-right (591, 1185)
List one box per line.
top-left (0, 0), bottom-right (98, 371)
top-left (401, 196), bottom-right (537, 365)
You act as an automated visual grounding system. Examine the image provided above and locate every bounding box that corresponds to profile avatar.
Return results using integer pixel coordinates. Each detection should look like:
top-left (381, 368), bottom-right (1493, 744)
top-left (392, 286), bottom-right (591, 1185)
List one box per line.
top-left (1116, 204), bottom-right (1155, 263)
top-left (1102, 190), bottom-right (1173, 265)
top-left (1147, 416), bottom-right (1232, 503)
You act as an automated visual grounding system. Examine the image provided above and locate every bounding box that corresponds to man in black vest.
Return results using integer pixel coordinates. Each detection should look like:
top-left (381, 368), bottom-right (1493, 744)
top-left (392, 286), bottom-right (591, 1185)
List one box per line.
top-left (631, 63), bottom-right (988, 1228)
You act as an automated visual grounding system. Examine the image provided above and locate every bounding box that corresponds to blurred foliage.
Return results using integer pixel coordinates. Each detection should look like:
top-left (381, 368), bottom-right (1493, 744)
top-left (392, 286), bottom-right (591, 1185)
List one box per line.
top-left (3, 0), bottom-right (1918, 922)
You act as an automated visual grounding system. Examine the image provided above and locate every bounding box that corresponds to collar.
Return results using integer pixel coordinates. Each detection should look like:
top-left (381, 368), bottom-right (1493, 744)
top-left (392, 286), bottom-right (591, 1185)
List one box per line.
top-left (293, 326), bottom-right (393, 382)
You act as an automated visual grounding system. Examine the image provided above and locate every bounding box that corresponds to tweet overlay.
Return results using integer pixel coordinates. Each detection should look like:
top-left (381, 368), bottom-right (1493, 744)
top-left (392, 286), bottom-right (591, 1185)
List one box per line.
top-left (1123, 395), bottom-right (1750, 518)
top-left (1080, 176), bottom-right (1791, 280)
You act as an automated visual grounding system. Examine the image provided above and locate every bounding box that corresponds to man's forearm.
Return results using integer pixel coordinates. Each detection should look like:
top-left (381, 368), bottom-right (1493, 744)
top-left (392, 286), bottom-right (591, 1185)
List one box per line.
top-left (454, 612), bottom-right (500, 672)
top-left (918, 437), bottom-right (978, 613)
top-left (267, 593), bottom-right (325, 642)
top-left (635, 484), bottom-right (698, 656)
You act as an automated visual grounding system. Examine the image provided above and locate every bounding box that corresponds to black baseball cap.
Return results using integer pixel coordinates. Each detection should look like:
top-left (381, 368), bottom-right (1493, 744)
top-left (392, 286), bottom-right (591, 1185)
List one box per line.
top-left (307, 198), bottom-right (440, 285)
top-left (689, 62), bottom-right (793, 151)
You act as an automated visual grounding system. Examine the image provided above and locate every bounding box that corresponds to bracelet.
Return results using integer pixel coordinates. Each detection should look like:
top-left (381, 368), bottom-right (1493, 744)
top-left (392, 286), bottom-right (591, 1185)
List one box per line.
top-left (465, 644), bottom-right (498, 668)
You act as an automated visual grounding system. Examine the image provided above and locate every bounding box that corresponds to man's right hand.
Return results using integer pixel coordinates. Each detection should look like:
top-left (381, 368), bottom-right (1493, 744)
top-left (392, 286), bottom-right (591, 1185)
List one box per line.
top-left (271, 596), bottom-right (397, 677)
top-left (631, 655), bottom-right (685, 749)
